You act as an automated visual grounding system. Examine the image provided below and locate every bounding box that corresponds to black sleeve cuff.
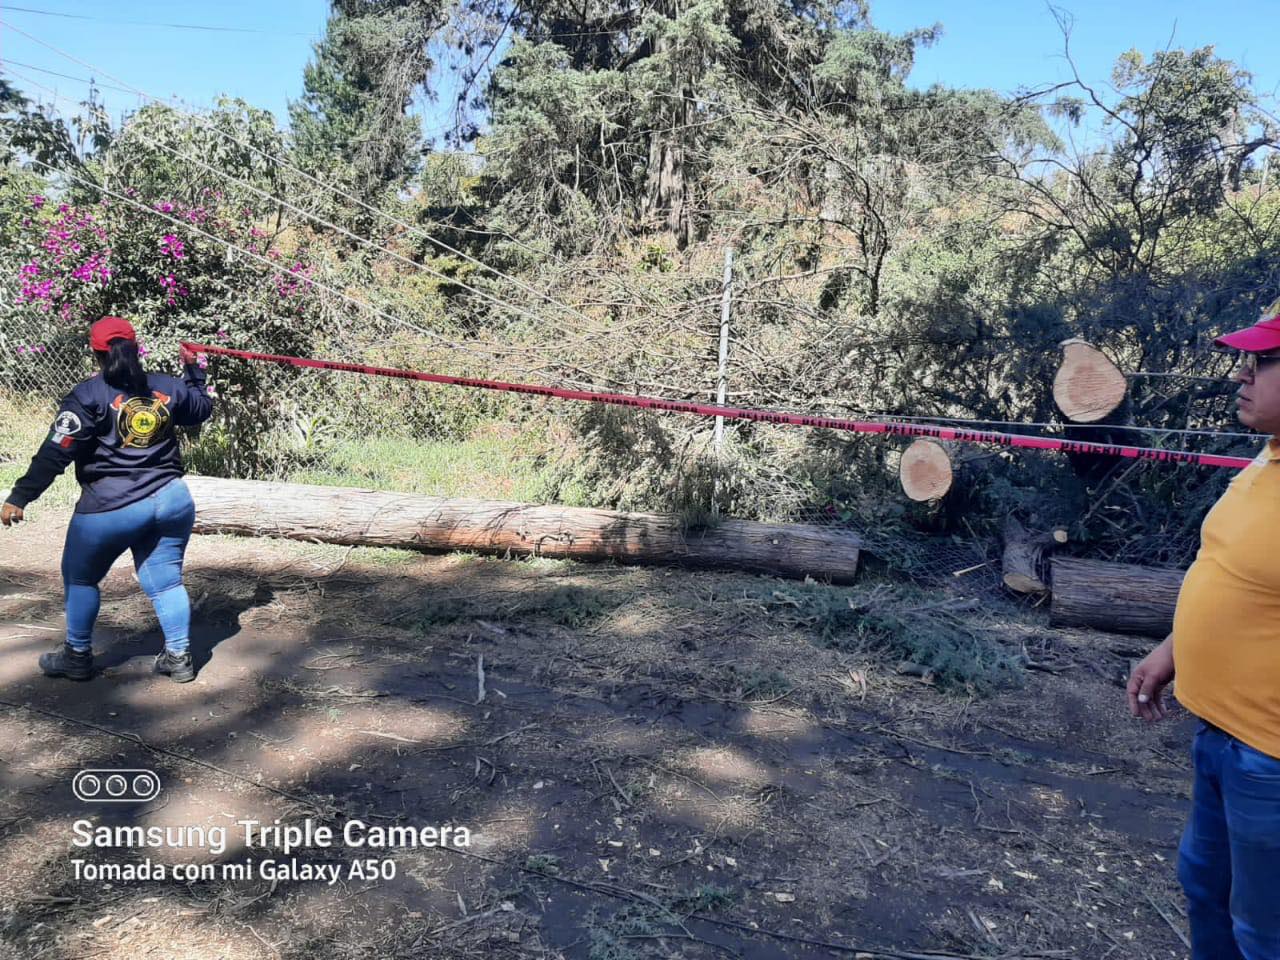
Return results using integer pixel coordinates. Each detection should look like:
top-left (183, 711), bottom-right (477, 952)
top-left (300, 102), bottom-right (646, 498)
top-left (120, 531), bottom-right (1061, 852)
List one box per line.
top-left (4, 489), bottom-right (31, 509)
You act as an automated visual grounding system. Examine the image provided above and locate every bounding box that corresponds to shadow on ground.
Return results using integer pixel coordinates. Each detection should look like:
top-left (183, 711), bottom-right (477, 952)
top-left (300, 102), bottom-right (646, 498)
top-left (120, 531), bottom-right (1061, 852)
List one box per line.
top-left (0, 526), bottom-right (1196, 960)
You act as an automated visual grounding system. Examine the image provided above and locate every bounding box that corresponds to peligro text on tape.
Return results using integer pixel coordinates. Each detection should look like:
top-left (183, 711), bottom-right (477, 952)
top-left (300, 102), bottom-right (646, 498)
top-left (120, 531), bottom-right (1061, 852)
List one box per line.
top-left (182, 342), bottom-right (1256, 472)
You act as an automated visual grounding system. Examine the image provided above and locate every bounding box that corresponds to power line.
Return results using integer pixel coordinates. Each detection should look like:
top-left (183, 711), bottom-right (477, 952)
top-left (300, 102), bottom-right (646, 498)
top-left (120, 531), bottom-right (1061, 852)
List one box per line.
top-left (1, 18), bottom-right (750, 362)
top-left (0, 57), bottom-right (138, 95)
top-left (18, 95), bottom-right (1255, 448)
top-left (0, 20), bottom-right (648, 341)
top-left (0, 4), bottom-right (313, 37)
top-left (13, 72), bottom-right (690, 389)
top-left (26, 155), bottom-right (674, 396)
top-left (22, 155), bottom-right (527, 367)
top-left (10, 71), bottom-right (667, 350)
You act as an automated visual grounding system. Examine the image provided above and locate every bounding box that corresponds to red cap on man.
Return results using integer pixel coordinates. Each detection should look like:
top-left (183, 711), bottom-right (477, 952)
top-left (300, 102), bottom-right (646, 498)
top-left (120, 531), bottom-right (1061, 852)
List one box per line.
top-left (88, 316), bottom-right (137, 352)
top-left (1214, 296), bottom-right (1280, 353)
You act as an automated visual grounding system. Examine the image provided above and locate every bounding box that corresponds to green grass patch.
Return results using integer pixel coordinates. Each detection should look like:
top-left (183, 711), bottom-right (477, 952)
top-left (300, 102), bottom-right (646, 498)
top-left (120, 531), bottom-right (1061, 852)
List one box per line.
top-left (0, 393), bottom-right (80, 510)
top-left (524, 853), bottom-right (562, 876)
top-left (286, 426), bottom-right (553, 502)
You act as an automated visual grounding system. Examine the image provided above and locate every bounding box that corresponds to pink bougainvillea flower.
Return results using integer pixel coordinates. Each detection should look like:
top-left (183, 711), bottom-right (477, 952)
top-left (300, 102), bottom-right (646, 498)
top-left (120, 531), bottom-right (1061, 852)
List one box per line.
top-left (17, 275), bottom-right (57, 304)
top-left (29, 195), bottom-right (46, 208)
top-left (156, 201), bottom-right (175, 213)
top-left (160, 234), bottom-right (186, 259)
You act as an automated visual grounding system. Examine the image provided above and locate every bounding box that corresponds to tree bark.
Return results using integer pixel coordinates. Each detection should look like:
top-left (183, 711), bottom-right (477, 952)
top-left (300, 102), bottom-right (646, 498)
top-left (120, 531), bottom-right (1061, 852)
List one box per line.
top-left (185, 477), bottom-right (862, 583)
top-left (1048, 556), bottom-right (1184, 636)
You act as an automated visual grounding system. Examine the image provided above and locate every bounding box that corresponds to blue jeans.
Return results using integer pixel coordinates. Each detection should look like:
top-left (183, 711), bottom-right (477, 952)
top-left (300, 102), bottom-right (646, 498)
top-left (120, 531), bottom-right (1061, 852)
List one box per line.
top-left (1178, 720), bottom-right (1280, 959)
top-left (62, 478), bottom-right (195, 656)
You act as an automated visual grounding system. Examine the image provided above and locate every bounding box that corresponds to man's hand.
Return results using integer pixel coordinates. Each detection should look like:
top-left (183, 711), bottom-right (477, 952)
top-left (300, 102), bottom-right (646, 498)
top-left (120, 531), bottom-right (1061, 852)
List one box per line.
top-left (1127, 635), bottom-right (1175, 721)
top-left (179, 344), bottom-right (200, 366)
top-left (1, 503), bottom-right (24, 527)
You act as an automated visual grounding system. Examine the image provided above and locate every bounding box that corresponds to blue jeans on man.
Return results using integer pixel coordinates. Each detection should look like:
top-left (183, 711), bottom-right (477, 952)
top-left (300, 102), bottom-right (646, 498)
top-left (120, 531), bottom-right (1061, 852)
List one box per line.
top-left (1179, 720), bottom-right (1280, 958)
top-left (62, 477), bottom-right (196, 656)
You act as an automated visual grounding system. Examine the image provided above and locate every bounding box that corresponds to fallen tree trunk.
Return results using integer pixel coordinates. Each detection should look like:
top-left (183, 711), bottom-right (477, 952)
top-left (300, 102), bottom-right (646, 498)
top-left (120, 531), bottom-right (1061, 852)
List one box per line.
top-left (185, 476), bottom-right (862, 583)
top-left (1049, 556), bottom-right (1184, 636)
top-left (1002, 517), bottom-right (1068, 595)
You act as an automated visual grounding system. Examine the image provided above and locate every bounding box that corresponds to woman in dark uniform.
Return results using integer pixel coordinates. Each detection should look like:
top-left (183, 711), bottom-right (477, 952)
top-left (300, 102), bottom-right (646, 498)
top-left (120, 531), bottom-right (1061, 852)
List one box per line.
top-left (2, 316), bottom-right (213, 682)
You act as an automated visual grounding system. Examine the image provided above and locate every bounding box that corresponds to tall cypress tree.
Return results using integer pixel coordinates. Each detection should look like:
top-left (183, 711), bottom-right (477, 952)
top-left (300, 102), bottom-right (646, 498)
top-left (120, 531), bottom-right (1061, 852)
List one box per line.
top-left (289, 0), bottom-right (440, 205)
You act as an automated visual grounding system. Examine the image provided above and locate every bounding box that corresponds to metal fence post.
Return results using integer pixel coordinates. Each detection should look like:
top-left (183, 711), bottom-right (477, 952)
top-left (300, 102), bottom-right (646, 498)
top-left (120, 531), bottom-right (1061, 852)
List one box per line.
top-left (714, 246), bottom-right (733, 451)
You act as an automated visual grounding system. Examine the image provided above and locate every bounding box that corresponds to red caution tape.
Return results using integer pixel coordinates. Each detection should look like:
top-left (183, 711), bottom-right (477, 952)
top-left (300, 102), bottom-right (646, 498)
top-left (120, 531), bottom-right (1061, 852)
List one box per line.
top-left (183, 342), bottom-right (1256, 471)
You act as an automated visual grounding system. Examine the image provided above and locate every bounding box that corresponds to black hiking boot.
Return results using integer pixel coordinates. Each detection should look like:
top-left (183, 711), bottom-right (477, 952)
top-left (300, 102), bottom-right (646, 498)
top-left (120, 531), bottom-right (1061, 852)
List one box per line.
top-left (38, 644), bottom-right (94, 681)
top-left (154, 649), bottom-right (195, 683)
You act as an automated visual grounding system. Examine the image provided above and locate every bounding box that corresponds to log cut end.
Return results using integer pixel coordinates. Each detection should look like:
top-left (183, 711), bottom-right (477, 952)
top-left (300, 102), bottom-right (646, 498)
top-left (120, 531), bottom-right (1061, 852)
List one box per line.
top-left (1001, 515), bottom-right (1056, 595)
top-left (1053, 339), bottom-right (1128, 423)
top-left (1003, 571), bottom-right (1049, 594)
top-left (900, 439), bottom-right (953, 502)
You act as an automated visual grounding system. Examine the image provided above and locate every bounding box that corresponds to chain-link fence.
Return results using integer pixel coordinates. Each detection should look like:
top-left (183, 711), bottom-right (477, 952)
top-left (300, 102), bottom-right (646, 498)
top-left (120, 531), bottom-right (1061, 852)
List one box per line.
top-left (0, 242), bottom-right (1242, 602)
top-left (0, 300), bottom-right (1037, 607)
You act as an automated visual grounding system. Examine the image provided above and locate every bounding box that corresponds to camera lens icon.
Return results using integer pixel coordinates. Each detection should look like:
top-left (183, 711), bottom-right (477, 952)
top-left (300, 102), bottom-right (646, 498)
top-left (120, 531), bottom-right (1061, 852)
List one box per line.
top-left (74, 769), bottom-right (160, 803)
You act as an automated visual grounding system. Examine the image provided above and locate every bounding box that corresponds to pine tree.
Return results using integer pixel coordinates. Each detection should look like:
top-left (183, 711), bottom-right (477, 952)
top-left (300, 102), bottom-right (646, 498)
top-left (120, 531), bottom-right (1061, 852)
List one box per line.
top-left (289, 0), bottom-right (441, 205)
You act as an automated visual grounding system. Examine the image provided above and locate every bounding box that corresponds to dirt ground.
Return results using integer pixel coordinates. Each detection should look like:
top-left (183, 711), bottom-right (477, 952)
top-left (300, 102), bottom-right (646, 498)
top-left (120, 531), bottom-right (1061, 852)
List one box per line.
top-left (0, 507), bottom-right (1197, 960)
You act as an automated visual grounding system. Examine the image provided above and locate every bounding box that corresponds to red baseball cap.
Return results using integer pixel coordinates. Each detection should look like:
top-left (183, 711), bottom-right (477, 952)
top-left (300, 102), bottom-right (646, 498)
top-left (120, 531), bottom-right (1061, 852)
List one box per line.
top-left (89, 316), bottom-right (137, 351)
top-left (1214, 296), bottom-right (1280, 352)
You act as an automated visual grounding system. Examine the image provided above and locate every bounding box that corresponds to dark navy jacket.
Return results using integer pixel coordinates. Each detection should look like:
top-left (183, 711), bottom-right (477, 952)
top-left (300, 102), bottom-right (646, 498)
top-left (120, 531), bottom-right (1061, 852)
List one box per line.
top-left (6, 364), bottom-right (213, 514)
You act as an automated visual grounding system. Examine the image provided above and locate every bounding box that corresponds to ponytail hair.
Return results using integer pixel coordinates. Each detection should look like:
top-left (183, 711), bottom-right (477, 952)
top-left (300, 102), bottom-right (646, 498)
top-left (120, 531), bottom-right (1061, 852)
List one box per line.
top-left (97, 337), bottom-right (149, 397)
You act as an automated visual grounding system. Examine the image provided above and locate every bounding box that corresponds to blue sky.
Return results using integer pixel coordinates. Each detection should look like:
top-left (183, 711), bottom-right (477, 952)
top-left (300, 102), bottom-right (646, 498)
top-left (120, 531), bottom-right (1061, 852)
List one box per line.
top-left (874, 1), bottom-right (1279, 99)
top-left (1, 0), bottom-right (1277, 146)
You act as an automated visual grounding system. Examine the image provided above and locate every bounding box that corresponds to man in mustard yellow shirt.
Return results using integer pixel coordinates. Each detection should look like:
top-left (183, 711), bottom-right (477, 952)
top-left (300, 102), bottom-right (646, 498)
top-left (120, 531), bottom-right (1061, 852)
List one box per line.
top-left (1128, 303), bottom-right (1280, 959)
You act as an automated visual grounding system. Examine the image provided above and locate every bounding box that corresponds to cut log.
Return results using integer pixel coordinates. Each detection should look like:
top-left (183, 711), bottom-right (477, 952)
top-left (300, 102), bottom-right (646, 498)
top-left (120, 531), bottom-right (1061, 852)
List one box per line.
top-left (185, 476), bottom-right (862, 583)
top-left (899, 439), bottom-right (955, 501)
top-left (1001, 517), bottom-right (1068, 595)
top-left (1053, 339), bottom-right (1128, 423)
top-left (1049, 556), bottom-right (1184, 636)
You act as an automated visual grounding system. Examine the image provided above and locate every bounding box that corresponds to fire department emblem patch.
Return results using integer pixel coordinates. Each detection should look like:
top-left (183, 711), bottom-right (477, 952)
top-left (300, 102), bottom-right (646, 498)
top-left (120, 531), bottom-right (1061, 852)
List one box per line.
top-left (116, 395), bottom-right (171, 448)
